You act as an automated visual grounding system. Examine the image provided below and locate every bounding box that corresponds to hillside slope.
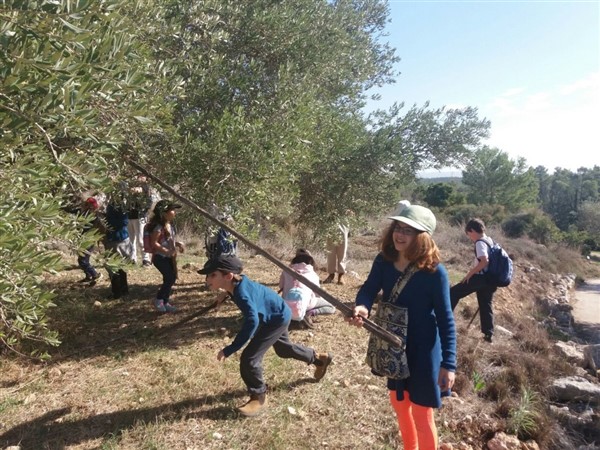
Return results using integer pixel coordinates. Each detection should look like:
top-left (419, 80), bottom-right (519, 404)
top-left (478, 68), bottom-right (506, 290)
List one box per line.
top-left (0, 228), bottom-right (598, 449)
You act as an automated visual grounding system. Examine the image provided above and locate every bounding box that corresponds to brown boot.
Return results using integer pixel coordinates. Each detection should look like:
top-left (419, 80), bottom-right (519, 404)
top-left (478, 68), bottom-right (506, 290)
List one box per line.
top-left (313, 352), bottom-right (333, 381)
top-left (302, 315), bottom-right (315, 329)
top-left (323, 274), bottom-right (335, 284)
top-left (238, 392), bottom-right (267, 417)
top-left (337, 274), bottom-right (344, 285)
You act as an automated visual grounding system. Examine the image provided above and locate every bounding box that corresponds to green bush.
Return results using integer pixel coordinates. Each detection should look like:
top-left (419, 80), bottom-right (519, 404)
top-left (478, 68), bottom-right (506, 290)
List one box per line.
top-left (444, 204), bottom-right (507, 227)
top-left (502, 214), bottom-right (528, 238)
top-left (502, 210), bottom-right (561, 244)
top-left (562, 227), bottom-right (589, 251)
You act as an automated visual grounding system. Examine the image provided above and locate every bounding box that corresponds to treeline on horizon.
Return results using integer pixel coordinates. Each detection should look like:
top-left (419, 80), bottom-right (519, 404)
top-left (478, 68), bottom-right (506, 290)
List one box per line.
top-left (414, 154), bottom-right (600, 254)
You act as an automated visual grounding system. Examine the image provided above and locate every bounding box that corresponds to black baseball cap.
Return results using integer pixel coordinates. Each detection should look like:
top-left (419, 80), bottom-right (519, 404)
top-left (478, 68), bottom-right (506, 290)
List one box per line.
top-left (154, 199), bottom-right (182, 213)
top-left (197, 255), bottom-right (243, 275)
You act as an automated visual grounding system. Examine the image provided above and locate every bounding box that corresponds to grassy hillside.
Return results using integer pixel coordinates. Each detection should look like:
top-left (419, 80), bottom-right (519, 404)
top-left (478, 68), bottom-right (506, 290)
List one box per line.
top-left (0, 220), bottom-right (598, 449)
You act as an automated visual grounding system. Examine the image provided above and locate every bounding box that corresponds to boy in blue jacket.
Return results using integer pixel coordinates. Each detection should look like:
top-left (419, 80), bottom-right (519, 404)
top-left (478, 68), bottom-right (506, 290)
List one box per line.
top-left (199, 255), bottom-right (332, 417)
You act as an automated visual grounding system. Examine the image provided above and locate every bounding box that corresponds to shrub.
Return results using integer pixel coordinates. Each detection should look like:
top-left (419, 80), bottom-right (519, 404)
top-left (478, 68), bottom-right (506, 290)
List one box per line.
top-left (502, 214), bottom-right (528, 238)
top-left (444, 204), bottom-right (507, 227)
top-left (528, 214), bottom-right (561, 245)
top-left (502, 209), bottom-right (561, 244)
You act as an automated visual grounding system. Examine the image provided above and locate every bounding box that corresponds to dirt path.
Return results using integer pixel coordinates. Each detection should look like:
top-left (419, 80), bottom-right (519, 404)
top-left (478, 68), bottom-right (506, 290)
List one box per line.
top-left (572, 278), bottom-right (600, 344)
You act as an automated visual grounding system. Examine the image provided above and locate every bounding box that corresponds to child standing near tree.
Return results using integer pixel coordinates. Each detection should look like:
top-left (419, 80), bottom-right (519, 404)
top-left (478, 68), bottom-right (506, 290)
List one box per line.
top-left (103, 198), bottom-right (132, 299)
top-left (199, 254), bottom-right (333, 417)
top-left (76, 197), bottom-right (103, 284)
top-left (147, 200), bottom-right (184, 313)
top-left (205, 213), bottom-right (238, 259)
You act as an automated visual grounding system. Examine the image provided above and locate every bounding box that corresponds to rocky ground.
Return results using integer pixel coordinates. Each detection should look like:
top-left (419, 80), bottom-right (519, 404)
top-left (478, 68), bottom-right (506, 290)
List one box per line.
top-left (1, 231), bottom-right (599, 449)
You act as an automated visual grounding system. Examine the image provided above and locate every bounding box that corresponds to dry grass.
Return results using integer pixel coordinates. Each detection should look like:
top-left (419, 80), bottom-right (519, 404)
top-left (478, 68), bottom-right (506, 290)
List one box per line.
top-left (1, 220), bottom-right (599, 449)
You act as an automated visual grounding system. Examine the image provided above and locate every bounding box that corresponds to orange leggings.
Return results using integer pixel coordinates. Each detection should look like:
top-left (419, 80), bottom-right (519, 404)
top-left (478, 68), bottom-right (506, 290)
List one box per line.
top-left (388, 390), bottom-right (438, 450)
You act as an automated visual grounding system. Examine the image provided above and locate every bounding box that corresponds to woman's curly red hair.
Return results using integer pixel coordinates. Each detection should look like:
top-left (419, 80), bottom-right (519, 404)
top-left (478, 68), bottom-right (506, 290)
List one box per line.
top-left (380, 221), bottom-right (440, 272)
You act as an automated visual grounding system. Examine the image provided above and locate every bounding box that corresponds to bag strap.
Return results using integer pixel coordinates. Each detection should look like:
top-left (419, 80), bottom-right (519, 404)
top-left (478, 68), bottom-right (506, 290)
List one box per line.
top-left (386, 264), bottom-right (417, 304)
top-left (476, 238), bottom-right (493, 248)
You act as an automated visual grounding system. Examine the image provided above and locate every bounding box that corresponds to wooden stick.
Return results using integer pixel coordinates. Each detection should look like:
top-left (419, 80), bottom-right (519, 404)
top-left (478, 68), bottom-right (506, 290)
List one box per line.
top-left (126, 158), bottom-right (404, 348)
top-left (468, 306), bottom-right (480, 328)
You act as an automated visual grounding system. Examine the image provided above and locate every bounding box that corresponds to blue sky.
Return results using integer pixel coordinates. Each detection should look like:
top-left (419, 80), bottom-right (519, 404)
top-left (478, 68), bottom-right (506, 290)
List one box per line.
top-left (367, 0), bottom-right (599, 174)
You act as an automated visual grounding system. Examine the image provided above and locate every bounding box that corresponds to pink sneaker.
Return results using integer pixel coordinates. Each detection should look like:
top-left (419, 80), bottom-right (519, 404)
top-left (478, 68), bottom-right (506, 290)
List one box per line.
top-left (154, 299), bottom-right (166, 313)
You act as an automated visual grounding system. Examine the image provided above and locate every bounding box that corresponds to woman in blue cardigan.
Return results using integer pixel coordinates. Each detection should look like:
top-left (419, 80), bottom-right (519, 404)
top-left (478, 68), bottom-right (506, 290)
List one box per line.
top-left (347, 205), bottom-right (456, 450)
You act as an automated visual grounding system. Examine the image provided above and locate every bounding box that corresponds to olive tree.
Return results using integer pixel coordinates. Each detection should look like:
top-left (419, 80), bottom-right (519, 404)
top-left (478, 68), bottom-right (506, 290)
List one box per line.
top-left (1, 0), bottom-right (158, 355)
top-left (462, 147), bottom-right (538, 211)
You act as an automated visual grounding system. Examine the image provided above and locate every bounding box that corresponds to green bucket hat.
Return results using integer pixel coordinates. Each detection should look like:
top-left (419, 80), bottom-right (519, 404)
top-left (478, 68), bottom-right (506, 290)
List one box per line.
top-left (388, 205), bottom-right (436, 235)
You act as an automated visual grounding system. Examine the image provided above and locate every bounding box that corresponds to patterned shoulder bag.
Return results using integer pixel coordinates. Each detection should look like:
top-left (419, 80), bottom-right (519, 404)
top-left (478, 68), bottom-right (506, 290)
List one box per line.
top-left (365, 264), bottom-right (417, 380)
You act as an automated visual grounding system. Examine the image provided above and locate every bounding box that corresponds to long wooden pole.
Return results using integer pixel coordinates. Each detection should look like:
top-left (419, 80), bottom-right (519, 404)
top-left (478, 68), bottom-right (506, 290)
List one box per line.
top-left (468, 306), bottom-right (480, 328)
top-left (126, 158), bottom-right (403, 348)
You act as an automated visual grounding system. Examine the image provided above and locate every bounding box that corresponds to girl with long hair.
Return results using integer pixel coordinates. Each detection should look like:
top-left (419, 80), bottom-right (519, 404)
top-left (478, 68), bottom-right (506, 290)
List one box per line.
top-left (147, 200), bottom-right (184, 313)
top-left (347, 205), bottom-right (456, 449)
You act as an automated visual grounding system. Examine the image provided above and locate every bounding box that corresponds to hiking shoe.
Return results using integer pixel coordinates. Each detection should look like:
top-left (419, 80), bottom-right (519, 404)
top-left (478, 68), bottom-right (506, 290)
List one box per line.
top-left (89, 273), bottom-right (102, 286)
top-left (302, 315), bottom-right (315, 329)
top-left (483, 334), bottom-right (493, 343)
top-left (142, 260), bottom-right (152, 268)
top-left (238, 393), bottom-right (267, 417)
top-left (288, 320), bottom-right (303, 331)
top-left (314, 352), bottom-right (333, 381)
top-left (154, 299), bottom-right (166, 313)
top-left (323, 274), bottom-right (335, 284)
top-left (78, 276), bottom-right (93, 283)
top-left (164, 303), bottom-right (177, 313)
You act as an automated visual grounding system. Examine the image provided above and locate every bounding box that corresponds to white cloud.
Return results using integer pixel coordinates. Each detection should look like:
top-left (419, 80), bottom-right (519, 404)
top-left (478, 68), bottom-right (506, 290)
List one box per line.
top-left (500, 87), bottom-right (526, 98)
top-left (522, 92), bottom-right (552, 111)
top-left (560, 72), bottom-right (600, 96)
top-left (482, 72), bottom-right (600, 171)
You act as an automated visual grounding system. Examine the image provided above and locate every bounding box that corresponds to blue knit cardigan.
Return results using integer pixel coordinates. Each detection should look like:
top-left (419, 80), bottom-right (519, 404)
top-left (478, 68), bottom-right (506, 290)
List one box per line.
top-left (356, 253), bottom-right (457, 408)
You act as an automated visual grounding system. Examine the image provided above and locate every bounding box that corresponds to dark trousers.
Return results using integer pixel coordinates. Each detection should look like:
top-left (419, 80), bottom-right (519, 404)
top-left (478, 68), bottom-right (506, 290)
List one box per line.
top-left (153, 254), bottom-right (176, 303)
top-left (240, 320), bottom-right (315, 395)
top-left (450, 274), bottom-right (497, 336)
top-left (104, 239), bottom-right (131, 299)
top-left (78, 245), bottom-right (98, 278)
top-left (108, 269), bottom-right (128, 298)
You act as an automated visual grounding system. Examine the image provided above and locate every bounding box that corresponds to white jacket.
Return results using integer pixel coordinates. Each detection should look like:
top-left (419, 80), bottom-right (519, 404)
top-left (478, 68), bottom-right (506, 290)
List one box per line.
top-left (278, 263), bottom-right (321, 320)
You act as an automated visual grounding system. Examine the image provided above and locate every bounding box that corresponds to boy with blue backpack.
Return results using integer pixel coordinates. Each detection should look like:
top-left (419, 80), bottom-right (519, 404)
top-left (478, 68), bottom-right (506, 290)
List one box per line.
top-left (450, 218), bottom-right (513, 343)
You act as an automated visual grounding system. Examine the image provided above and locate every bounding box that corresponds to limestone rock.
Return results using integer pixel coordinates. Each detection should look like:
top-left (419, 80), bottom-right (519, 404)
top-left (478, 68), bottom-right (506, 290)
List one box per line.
top-left (549, 376), bottom-right (600, 404)
top-left (486, 432), bottom-right (521, 450)
top-left (554, 341), bottom-right (585, 366)
top-left (583, 344), bottom-right (600, 371)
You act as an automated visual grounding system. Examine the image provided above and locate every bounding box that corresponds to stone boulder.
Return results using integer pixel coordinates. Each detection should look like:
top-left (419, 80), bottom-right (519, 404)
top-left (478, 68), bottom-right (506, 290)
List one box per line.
top-left (554, 341), bottom-right (585, 366)
top-left (485, 433), bottom-right (540, 450)
top-left (549, 376), bottom-right (600, 404)
top-left (583, 344), bottom-right (600, 371)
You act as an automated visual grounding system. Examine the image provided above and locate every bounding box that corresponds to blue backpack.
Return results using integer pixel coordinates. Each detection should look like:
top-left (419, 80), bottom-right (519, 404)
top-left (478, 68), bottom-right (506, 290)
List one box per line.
top-left (284, 286), bottom-right (306, 321)
top-left (477, 239), bottom-right (513, 287)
